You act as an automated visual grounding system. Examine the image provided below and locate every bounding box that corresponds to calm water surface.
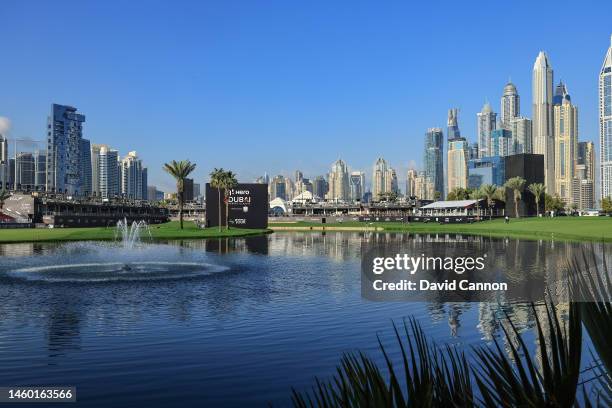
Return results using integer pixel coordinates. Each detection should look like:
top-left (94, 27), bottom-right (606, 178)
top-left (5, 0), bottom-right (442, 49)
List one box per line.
top-left (0, 232), bottom-right (607, 407)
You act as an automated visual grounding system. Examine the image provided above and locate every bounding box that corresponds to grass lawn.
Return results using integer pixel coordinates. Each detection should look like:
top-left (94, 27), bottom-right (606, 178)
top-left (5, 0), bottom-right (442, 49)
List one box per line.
top-left (0, 221), bottom-right (271, 244)
top-left (270, 217), bottom-right (612, 242)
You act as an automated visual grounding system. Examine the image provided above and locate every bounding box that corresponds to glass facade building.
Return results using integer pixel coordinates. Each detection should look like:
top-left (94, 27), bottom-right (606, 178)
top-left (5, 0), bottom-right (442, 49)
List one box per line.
top-left (46, 104), bottom-right (87, 195)
top-left (424, 128), bottom-right (444, 196)
top-left (468, 156), bottom-right (505, 189)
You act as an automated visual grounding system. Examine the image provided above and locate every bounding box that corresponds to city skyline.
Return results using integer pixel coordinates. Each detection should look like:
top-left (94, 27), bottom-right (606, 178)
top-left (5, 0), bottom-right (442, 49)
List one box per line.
top-left (1, 2), bottom-right (612, 193)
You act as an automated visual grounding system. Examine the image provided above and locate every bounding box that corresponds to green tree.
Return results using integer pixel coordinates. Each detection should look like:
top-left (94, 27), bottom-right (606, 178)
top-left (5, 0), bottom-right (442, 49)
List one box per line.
top-left (469, 188), bottom-right (484, 217)
top-left (447, 187), bottom-right (470, 201)
top-left (163, 160), bottom-right (197, 229)
top-left (602, 196), bottom-right (612, 214)
top-left (434, 191), bottom-right (441, 201)
top-left (504, 176), bottom-right (526, 218)
top-left (480, 184), bottom-right (498, 220)
top-left (544, 193), bottom-right (565, 213)
top-left (527, 183), bottom-right (546, 217)
top-left (209, 168), bottom-right (226, 232)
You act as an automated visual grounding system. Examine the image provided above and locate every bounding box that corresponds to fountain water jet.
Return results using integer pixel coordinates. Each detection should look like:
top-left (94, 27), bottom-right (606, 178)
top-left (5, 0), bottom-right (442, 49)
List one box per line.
top-left (116, 218), bottom-right (151, 249)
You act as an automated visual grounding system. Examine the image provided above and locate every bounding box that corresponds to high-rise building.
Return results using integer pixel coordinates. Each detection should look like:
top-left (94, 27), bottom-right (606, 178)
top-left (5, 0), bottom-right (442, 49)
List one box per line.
top-left (424, 128), bottom-right (444, 197)
top-left (532, 51), bottom-right (555, 193)
top-left (349, 171), bottom-right (365, 202)
top-left (511, 117), bottom-right (533, 154)
top-left (384, 168), bottom-right (399, 194)
top-left (405, 168), bottom-right (417, 197)
top-left (327, 159), bottom-right (349, 201)
top-left (577, 141), bottom-right (595, 181)
top-left (98, 145), bottom-right (120, 199)
top-left (80, 138), bottom-right (92, 196)
top-left (15, 152), bottom-right (35, 189)
top-left (477, 102), bottom-right (496, 157)
top-left (553, 84), bottom-right (577, 203)
top-left (312, 176), bottom-right (328, 199)
top-left (468, 156), bottom-right (505, 189)
top-left (0, 134), bottom-right (7, 190)
top-left (599, 34), bottom-right (612, 201)
top-left (553, 81), bottom-right (571, 106)
top-left (501, 82), bottom-right (520, 129)
top-left (121, 151), bottom-right (147, 199)
top-left (447, 108), bottom-right (461, 141)
top-left (183, 178), bottom-right (194, 201)
top-left (447, 138), bottom-right (469, 193)
top-left (414, 172), bottom-right (435, 200)
top-left (34, 152), bottom-right (46, 190)
top-left (270, 175), bottom-right (286, 200)
top-left (372, 157), bottom-right (388, 199)
top-left (574, 141), bottom-right (596, 210)
top-left (491, 129), bottom-right (513, 157)
top-left (147, 186), bottom-right (160, 202)
top-left (46, 104), bottom-right (86, 195)
top-left (91, 144), bottom-right (103, 196)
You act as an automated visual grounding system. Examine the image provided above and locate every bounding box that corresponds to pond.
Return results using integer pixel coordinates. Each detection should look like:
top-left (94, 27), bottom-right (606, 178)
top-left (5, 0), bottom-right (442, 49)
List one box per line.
top-left (0, 232), bottom-right (607, 407)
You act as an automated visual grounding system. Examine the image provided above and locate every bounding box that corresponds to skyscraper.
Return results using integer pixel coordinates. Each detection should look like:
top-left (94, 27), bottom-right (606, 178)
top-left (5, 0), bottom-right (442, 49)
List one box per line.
top-left (532, 51), bottom-right (555, 193)
top-left (15, 152), bottom-right (35, 189)
top-left (0, 134), bottom-right (8, 190)
top-left (424, 128), bottom-right (444, 197)
top-left (327, 159), bottom-right (350, 201)
top-left (384, 167), bottom-right (399, 195)
top-left (447, 108), bottom-right (461, 141)
top-left (511, 117), bottom-right (533, 154)
top-left (490, 129), bottom-right (513, 157)
top-left (91, 144), bottom-right (103, 196)
top-left (121, 151), bottom-right (147, 200)
top-left (34, 152), bottom-right (46, 190)
top-left (98, 145), bottom-right (120, 199)
top-left (553, 84), bottom-right (577, 203)
top-left (477, 102), bottom-right (496, 157)
top-left (349, 171), bottom-right (365, 202)
top-left (553, 81), bottom-right (571, 106)
top-left (372, 157), bottom-right (388, 199)
top-left (501, 82), bottom-right (520, 129)
top-left (312, 176), bottom-right (328, 199)
top-left (577, 141), bottom-right (595, 181)
top-left (574, 141), bottom-right (595, 209)
top-left (447, 138), bottom-right (469, 193)
top-left (270, 175), bottom-right (286, 200)
top-left (405, 168), bottom-right (417, 197)
top-left (599, 34), bottom-right (612, 201)
top-left (46, 104), bottom-right (86, 195)
top-left (80, 138), bottom-right (92, 196)
top-left (414, 171), bottom-right (435, 200)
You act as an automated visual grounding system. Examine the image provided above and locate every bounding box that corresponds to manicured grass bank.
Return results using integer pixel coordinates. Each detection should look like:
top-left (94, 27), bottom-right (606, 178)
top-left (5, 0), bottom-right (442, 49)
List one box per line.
top-left (0, 221), bottom-right (271, 244)
top-left (270, 217), bottom-right (612, 242)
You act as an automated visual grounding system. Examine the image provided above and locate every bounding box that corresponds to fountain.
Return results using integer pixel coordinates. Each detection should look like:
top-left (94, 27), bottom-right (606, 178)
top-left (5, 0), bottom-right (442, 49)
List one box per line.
top-left (116, 218), bottom-right (151, 248)
top-left (4, 219), bottom-right (228, 283)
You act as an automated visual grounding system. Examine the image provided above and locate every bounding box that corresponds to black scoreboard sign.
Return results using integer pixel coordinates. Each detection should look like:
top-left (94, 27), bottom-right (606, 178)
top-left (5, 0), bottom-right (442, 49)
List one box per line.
top-left (205, 183), bottom-right (268, 229)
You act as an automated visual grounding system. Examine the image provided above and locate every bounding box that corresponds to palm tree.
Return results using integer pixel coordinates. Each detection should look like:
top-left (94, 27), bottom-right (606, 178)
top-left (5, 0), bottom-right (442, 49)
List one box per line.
top-left (527, 182), bottom-right (546, 217)
top-left (209, 168), bottom-right (225, 232)
top-left (163, 160), bottom-right (197, 229)
top-left (220, 170), bottom-right (238, 230)
top-left (480, 184), bottom-right (497, 220)
top-left (469, 188), bottom-right (484, 218)
top-left (504, 176), bottom-right (526, 218)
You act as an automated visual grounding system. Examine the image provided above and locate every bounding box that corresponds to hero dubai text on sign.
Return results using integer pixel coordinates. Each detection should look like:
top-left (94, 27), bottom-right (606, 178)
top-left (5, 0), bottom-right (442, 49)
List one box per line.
top-left (205, 183), bottom-right (268, 229)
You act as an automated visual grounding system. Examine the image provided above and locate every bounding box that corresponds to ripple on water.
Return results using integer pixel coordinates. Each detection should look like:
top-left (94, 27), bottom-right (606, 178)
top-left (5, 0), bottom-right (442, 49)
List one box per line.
top-left (6, 262), bottom-right (229, 283)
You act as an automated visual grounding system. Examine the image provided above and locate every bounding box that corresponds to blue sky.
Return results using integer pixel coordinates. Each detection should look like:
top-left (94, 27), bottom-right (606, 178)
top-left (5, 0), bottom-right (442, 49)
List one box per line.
top-left (1, 1), bottom-right (611, 192)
